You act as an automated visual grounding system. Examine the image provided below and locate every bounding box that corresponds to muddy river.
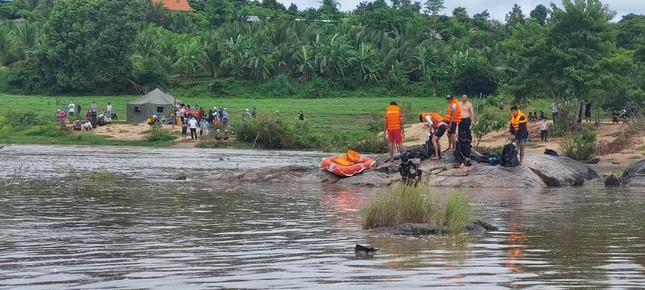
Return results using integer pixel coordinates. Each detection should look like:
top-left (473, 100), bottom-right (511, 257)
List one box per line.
top-left (1, 145), bottom-right (644, 289)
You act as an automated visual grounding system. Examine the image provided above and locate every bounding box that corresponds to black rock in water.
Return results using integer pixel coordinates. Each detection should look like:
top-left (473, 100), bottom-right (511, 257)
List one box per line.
top-left (355, 244), bottom-right (378, 254)
top-left (604, 174), bottom-right (620, 187)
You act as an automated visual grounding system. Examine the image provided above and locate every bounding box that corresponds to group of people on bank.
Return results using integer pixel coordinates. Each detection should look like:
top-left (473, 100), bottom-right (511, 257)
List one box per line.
top-left (384, 95), bottom-right (530, 168)
top-left (58, 101), bottom-right (114, 131)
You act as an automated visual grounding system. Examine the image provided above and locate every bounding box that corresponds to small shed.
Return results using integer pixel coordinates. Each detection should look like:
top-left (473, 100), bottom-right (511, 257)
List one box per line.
top-left (126, 88), bottom-right (183, 124)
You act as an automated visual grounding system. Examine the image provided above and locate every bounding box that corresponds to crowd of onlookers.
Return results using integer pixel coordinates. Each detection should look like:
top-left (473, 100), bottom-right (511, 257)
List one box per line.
top-left (57, 101), bottom-right (114, 131)
top-left (146, 104), bottom-right (259, 141)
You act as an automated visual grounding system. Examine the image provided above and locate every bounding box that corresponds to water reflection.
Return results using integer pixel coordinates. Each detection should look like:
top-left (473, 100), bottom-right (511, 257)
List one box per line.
top-left (1, 145), bottom-right (645, 288)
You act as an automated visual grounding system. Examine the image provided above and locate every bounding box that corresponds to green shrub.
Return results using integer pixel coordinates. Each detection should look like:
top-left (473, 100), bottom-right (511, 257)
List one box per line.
top-left (145, 125), bottom-right (176, 142)
top-left (132, 58), bottom-right (170, 88)
top-left (1, 110), bottom-right (52, 130)
top-left (349, 135), bottom-right (389, 154)
top-left (561, 127), bottom-right (597, 160)
top-left (24, 123), bottom-right (69, 137)
top-left (235, 114), bottom-right (325, 149)
top-left (472, 107), bottom-right (507, 148)
top-left (260, 74), bottom-right (296, 97)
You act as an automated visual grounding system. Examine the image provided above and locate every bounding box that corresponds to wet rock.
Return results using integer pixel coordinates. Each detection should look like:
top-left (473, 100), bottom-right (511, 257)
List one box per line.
top-left (205, 165), bottom-right (323, 184)
top-left (174, 174), bottom-right (187, 181)
top-left (523, 154), bottom-right (600, 187)
top-left (604, 174), bottom-right (620, 187)
top-left (371, 220), bottom-right (498, 236)
top-left (621, 159), bottom-right (645, 187)
top-left (334, 171), bottom-right (396, 187)
top-left (392, 223), bottom-right (446, 236)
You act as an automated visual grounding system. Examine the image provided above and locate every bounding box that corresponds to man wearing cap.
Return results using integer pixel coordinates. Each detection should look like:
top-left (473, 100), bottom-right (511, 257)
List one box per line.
top-left (445, 95), bottom-right (461, 152)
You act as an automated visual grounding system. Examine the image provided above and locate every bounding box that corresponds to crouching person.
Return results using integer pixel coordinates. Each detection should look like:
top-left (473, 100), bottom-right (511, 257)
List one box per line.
top-left (399, 151), bottom-right (422, 185)
top-left (454, 131), bottom-right (472, 169)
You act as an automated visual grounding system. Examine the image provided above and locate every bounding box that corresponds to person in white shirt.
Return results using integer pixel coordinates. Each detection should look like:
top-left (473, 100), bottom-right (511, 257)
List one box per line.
top-left (539, 117), bottom-right (549, 142)
top-left (106, 102), bottom-right (113, 120)
top-left (68, 102), bottom-right (75, 116)
top-left (188, 117), bottom-right (198, 140)
top-left (550, 101), bottom-right (559, 124)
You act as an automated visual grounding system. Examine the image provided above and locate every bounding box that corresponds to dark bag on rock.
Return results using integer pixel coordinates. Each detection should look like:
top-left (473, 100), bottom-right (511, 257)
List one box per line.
top-left (482, 153), bottom-right (501, 166)
top-left (544, 148), bottom-right (559, 157)
top-left (501, 140), bottom-right (519, 167)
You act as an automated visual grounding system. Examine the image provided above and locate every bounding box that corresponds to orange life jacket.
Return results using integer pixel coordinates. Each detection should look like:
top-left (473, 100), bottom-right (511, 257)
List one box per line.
top-left (385, 105), bottom-right (402, 131)
top-left (446, 100), bottom-right (462, 123)
top-left (511, 111), bottom-right (528, 133)
top-left (421, 112), bottom-right (444, 128)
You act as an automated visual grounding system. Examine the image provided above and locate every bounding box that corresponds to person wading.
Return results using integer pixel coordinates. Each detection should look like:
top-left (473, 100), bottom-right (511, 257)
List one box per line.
top-left (509, 106), bottom-right (529, 166)
top-left (419, 112), bottom-right (447, 160)
top-left (384, 102), bottom-right (404, 162)
top-left (445, 95), bottom-right (461, 152)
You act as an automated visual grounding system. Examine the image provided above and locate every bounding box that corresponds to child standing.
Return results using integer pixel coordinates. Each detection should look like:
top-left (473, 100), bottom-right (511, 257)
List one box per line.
top-left (539, 117), bottom-right (549, 142)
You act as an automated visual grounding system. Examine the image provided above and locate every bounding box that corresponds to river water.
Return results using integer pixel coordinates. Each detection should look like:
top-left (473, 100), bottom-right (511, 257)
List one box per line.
top-left (1, 145), bottom-right (644, 289)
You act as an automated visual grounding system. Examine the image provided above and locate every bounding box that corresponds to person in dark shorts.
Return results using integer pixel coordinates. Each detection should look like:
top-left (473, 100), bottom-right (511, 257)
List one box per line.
top-left (509, 105), bottom-right (529, 166)
top-left (585, 100), bottom-right (592, 123)
top-left (420, 112), bottom-right (447, 160)
top-left (445, 95), bottom-right (461, 152)
top-left (181, 116), bottom-right (187, 141)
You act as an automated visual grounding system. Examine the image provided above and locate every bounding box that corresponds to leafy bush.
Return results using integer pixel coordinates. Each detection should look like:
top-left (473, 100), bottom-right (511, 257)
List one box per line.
top-left (132, 58), bottom-right (170, 89)
top-left (145, 125), bottom-right (176, 142)
top-left (235, 114), bottom-right (325, 149)
top-left (260, 74), bottom-right (296, 97)
top-left (1, 110), bottom-right (51, 130)
top-left (560, 127), bottom-right (597, 160)
top-left (349, 135), bottom-right (389, 154)
top-left (472, 107), bottom-right (507, 148)
top-left (298, 77), bottom-right (336, 99)
top-left (0, 64), bottom-right (46, 95)
top-left (24, 123), bottom-right (69, 137)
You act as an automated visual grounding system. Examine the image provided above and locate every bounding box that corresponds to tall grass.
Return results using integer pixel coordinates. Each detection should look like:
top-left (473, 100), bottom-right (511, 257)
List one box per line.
top-left (361, 183), bottom-right (471, 235)
top-left (442, 191), bottom-right (471, 234)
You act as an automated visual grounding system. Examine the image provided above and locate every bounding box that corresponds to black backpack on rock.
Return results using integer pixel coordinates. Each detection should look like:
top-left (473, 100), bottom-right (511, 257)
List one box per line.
top-left (501, 140), bottom-right (519, 167)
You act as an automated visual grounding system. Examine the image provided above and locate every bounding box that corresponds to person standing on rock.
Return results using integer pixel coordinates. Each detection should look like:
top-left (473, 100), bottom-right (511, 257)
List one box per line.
top-left (419, 112), bottom-right (446, 160)
top-left (445, 95), bottom-right (462, 152)
top-left (510, 106), bottom-right (529, 166)
top-left (460, 95), bottom-right (475, 141)
top-left (384, 102), bottom-right (404, 162)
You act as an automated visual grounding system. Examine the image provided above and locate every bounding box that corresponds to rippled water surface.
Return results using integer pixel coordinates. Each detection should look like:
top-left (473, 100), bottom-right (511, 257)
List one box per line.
top-left (1, 145), bottom-right (644, 289)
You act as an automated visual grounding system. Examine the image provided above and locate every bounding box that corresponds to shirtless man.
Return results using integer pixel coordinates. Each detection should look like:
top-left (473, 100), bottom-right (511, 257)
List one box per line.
top-left (460, 94), bottom-right (475, 141)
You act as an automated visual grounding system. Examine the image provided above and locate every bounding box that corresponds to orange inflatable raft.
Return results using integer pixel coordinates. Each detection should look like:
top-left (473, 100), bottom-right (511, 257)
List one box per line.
top-left (321, 150), bottom-right (376, 177)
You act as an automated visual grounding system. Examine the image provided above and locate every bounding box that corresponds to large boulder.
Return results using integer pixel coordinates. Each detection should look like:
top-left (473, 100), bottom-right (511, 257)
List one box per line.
top-left (523, 154), bottom-right (600, 186)
top-left (621, 159), bottom-right (645, 187)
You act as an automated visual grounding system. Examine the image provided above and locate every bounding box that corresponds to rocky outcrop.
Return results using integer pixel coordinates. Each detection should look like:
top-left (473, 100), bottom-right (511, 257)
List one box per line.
top-left (621, 159), bottom-right (645, 187)
top-left (604, 174), bottom-right (620, 187)
top-left (369, 220), bottom-right (499, 236)
top-left (204, 151), bottom-right (599, 189)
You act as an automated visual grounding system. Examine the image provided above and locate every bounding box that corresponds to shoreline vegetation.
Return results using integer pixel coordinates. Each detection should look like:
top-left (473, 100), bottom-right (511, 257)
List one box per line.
top-left (362, 183), bottom-right (471, 235)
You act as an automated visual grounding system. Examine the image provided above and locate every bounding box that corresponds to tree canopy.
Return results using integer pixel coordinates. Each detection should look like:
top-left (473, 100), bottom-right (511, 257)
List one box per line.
top-left (0, 0), bottom-right (642, 109)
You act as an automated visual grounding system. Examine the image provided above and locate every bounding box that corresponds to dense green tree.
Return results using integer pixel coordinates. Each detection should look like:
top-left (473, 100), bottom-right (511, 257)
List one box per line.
top-left (318, 0), bottom-right (341, 20)
top-left (529, 4), bottom-right (549, 25)
top-left (424, 0), bottom-right (444, 15)
top-left (38, 0), bottom-right (146, 92)
top-left (616, 14), bottom-right (645, 50)
top-left (505, 4), bottom-right (525, 26)
top-left (287, 3), bottom-right (298, 15)
top-left (204, 0), bottom-right (236, 26)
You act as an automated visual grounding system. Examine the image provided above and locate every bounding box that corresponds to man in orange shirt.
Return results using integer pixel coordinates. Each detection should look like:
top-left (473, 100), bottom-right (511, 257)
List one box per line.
top-left (384, 102), bottom-right (404, 162)
top-left (445, 95), bottom-right (461, 152)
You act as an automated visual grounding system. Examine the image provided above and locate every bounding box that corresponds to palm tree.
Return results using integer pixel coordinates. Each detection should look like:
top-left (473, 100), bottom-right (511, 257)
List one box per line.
top-left (292, 45), bottom-right (315, 81)
top-left (0, 25), bottom-right (18, 67)
top-left (200, 31), bottom-right (222, 78)
top-left (349, 42), bottom-right (381, 82)
top-left (173, 39), bottom-right (202, 80)
top-left (133, 26), bottom-right (161, 60)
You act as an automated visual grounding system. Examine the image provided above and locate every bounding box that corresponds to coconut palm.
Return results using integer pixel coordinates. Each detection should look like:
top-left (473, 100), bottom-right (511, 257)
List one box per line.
top-left (349, 42), bottom-right (381, 82)
top-left (0, 25), bottom-right (19, 67)
top-left (173, 38), bottom-right (203, 80)
top-left (13, 21), bottom-right (41, 58)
